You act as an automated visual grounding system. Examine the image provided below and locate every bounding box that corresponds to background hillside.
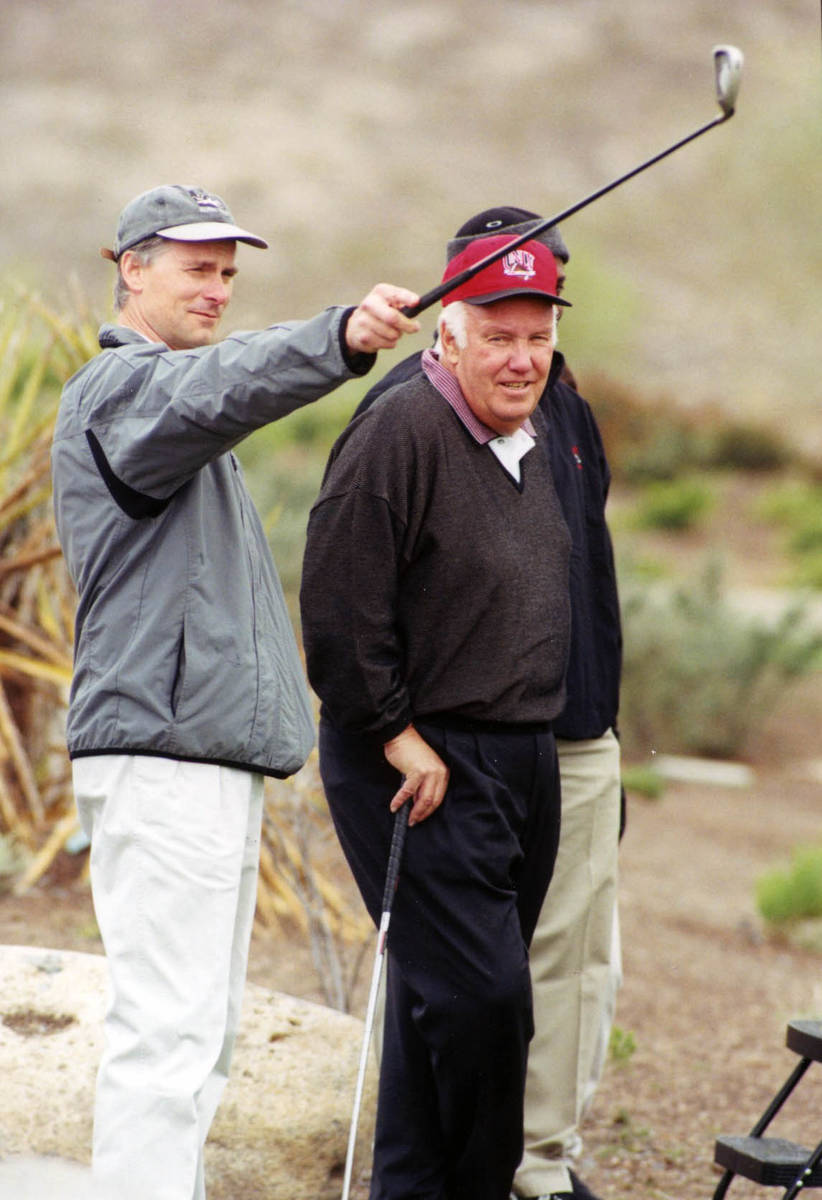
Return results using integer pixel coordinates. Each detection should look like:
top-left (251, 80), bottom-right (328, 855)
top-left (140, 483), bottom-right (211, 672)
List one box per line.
top-left (2, 0), bottom-right (820, 443)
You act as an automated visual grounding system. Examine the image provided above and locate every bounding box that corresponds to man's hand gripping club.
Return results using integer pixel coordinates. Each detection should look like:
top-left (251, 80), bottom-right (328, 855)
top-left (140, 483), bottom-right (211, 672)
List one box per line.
top-left (345, 284), bottom-right (421, 354)
top-left (383, 725), bottom-right (450, 827)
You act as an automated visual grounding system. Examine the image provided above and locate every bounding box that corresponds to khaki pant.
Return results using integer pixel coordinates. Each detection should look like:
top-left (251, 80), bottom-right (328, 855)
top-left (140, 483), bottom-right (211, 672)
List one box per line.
top-left (514, 730), bottom-right (622, 1198)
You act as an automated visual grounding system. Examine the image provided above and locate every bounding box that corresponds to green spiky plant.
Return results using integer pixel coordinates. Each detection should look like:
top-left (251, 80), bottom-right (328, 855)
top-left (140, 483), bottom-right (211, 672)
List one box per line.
top-left (0, 289), bottom-right (94, 877)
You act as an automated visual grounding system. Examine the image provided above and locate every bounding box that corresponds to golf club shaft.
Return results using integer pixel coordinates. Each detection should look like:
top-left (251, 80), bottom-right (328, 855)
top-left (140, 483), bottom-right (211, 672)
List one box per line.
top-left (340, 801), bottom-right (410, 1200)
top-left (402, 111), bottom-right (730, 319)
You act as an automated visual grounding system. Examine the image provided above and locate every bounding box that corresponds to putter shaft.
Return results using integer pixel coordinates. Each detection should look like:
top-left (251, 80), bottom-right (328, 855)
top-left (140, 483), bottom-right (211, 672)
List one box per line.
top-left (402, 44), bottom-right (743, 319)
top-left (340, 802), bottom-right (410, 1200)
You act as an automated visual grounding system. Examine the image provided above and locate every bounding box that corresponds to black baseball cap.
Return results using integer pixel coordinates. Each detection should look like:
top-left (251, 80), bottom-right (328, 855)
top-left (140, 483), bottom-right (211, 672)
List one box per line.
top-left (446, 205), bottom-right (569, 265)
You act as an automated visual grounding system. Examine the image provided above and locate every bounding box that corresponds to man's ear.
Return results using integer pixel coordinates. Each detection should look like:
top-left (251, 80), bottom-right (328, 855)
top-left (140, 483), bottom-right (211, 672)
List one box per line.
top-left (439, 320), bottom-right (460, 369)
top-left (119, 250), bottom-right (144, 295)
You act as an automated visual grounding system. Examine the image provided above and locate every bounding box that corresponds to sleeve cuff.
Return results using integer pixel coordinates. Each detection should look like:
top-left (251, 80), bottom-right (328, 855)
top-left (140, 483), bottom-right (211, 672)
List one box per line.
top-left (379, 713), bottom-right (415, 744)
top-left (339, 307), bottom-right (378, 376)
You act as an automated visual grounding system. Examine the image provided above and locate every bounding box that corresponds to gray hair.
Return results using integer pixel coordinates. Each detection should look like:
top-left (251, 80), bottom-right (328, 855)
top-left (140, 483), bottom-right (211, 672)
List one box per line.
top-left (437, 301), bottom-right (468, 353)
top-left (113, 235), bottom-right (170, 312)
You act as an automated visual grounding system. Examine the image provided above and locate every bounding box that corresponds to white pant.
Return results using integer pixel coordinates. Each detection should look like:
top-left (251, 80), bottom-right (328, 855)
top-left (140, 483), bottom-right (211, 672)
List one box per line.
top-left (73, 755), bottom-right (264, 1200)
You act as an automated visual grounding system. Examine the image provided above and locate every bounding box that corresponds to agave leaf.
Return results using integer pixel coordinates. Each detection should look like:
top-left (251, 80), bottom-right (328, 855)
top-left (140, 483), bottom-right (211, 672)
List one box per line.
top-left (0, 545), bottom-right (64, 582)
top-left (27, 295), bottom-right (98, 370)
top-left (4, 341), bottom-right (51, 463)
top-left (0, 649), bottom-right (72, 685)
top-left (33, 576), bottom-right (63, 643)
top-left (0, 609), bottom-right (72, 670)
top-left (0, 403), bottom-right (59, 472)
top-left (0, 484), bottom-right (52, 535)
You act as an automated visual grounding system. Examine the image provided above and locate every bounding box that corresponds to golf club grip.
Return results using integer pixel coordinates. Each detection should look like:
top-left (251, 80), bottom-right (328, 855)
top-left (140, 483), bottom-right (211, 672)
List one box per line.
top-left (381, 801), bottom-right (410, 913)
top-left (402, 281), bottom-right (462, 319)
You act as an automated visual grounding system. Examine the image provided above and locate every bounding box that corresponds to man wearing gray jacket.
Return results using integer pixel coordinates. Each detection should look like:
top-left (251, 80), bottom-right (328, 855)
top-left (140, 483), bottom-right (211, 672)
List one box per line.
top-left (51, 183), bottom-right (419, 1200)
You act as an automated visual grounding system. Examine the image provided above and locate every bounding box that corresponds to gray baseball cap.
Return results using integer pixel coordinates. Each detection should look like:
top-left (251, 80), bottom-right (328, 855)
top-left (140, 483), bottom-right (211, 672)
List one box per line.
top-left (100, 184), bottom-right (268, 261)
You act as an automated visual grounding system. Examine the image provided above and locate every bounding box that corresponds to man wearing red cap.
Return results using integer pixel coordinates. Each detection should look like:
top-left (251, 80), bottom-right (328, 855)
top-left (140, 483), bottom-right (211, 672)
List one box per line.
top-left (356, 206), bottom-right (622, 1200)
top-left (300, 238), bottom-right (573, 1200)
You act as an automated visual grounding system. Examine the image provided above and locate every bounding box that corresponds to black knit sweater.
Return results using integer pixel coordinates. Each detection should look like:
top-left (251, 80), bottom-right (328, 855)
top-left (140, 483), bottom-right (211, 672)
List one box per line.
top-left (300, 374), bottom-right (571, 740)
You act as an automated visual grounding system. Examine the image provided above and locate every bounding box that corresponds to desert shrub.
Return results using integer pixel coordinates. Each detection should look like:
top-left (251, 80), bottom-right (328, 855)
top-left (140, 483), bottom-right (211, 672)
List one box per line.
top-left (758, 482), bottom-right (822, 553)
top-left (620, 416), bottom-right (789, 482)
top-left (791, 552), bottom-right (822, 591)
top-left (704, 421), bottom-right (790, 472)
top-left (755, 481), bottom-right (822, 589)
top-left (621, 425), bottom-right (709, 484)
top-left (579, 374), bottom-right (697, 482)
top-left (755, 480), bottom-right (822, 525)
top-left (787, 519), bottom-right (822, 555)
top-left (577, 371), bottom-right (792, 483)
top-left (631, 477), bottom-right (714, 532)
top-left (756, 847), bottom-right (822, 925)
top-left (619, 561), bottom-right (822, 758)
top-left (612, 551), bottom-right (671, 583)
top-left (608, 1025), bottom-right (637, 1064)
top-left (621, 763), bottom-right (664, 799)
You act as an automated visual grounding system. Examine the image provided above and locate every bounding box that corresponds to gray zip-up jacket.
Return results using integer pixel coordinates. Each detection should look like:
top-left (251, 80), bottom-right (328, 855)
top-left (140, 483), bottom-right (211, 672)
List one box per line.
top-left (52, 309), bottom-right (373, 778)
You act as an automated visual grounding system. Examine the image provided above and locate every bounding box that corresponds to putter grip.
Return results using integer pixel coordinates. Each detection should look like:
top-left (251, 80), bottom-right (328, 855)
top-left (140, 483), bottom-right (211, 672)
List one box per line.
top-left (401, 284), bottom-right (450, 319)
top-left (381, 801), bottom-right (410, 913)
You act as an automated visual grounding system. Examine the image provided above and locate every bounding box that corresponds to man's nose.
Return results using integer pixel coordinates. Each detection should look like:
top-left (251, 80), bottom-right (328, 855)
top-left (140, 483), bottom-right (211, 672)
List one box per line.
top-left (507, 343), bottom-right (532, 371)
top-left (203, 276), bottom-right (229, 304)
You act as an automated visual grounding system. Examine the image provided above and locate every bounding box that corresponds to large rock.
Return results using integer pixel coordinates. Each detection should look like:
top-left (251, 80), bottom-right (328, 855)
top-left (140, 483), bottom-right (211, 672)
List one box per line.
top-left (0, 945), bottom-right (376, 1199)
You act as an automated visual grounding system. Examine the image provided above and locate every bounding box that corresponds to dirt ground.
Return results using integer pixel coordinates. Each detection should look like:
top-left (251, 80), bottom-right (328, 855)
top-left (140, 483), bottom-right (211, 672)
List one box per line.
top-left (2, 675), bottom-right (822, 1200)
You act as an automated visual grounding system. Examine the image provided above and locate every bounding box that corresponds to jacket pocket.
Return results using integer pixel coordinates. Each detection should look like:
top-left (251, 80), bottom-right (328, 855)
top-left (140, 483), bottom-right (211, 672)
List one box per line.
top-left (170, 624), bottom-right (186, 718)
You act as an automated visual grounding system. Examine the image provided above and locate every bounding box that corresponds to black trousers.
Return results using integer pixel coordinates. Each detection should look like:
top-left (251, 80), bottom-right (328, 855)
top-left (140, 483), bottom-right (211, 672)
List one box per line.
top-left (319, 716), bottom-right (562, 1200)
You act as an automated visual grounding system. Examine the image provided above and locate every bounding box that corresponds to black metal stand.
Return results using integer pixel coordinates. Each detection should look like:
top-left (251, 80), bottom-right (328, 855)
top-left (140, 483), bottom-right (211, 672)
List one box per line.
top-left (713, 1020), bottom-right (822, 1200)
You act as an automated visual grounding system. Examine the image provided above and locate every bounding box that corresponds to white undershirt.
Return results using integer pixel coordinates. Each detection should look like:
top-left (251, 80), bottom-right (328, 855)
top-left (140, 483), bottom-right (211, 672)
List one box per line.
top-left (488, 427), bottom-right (535, 482)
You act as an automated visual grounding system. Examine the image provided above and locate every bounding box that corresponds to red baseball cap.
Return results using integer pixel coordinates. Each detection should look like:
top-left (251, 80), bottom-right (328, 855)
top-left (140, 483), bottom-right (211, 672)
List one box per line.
top-left (440, 235), bottom-right (571, 307)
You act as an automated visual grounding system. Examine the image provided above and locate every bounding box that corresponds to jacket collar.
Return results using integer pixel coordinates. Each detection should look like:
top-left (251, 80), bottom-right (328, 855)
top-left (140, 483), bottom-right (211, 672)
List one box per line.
top-left (98, 323), bottom-right (157, 350)
top-left (548, 348), bottom-right (566, 388)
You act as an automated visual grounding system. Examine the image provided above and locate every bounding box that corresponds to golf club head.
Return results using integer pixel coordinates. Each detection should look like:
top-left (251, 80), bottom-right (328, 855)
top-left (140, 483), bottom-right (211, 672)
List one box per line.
top-left (713, 44), bottom-right (744, 117)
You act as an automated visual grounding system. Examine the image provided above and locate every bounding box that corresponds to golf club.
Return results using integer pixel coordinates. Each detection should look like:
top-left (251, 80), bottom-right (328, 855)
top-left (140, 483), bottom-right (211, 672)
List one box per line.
top-left (402, 44), bottom-right (743, 318)
top-left (340, 800), bottom-right (410, 1200)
